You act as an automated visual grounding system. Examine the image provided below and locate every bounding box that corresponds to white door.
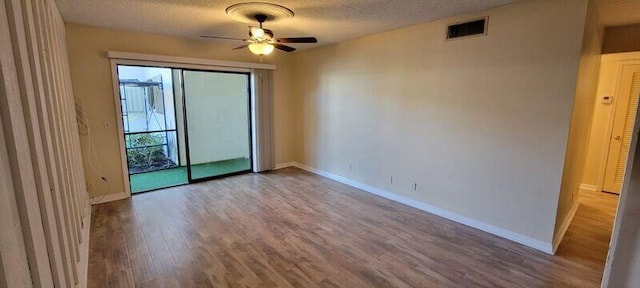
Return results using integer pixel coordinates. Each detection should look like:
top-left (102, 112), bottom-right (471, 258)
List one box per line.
top-left (603, 65), bottom-right (640, 193)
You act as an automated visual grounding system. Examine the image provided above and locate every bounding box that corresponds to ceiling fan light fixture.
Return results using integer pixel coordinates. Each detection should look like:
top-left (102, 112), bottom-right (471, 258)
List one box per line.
top-left (250, 27), bottom-right (265, 39)
top-left (199, 2), bottom-right (315, 56)
top-left (248, 42), bottom-right (274, 55)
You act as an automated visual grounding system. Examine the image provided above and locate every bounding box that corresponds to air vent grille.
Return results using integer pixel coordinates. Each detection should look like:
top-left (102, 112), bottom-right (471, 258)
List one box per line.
top-left (447, 17), bottom-right (487, 40)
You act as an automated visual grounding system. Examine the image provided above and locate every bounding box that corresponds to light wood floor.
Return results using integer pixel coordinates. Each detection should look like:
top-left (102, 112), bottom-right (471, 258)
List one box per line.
top-left (88, 168), bottom-right (619, 287)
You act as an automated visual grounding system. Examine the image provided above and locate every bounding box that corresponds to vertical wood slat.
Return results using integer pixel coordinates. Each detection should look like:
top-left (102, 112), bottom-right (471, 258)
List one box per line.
top-left (2, 0), bottom-right (90, 286)
top-left (35, 0), bottom-right (79, 271)
top-left (1, 0), bottom-right (55, 286)
top-left (48, 0), bottom-right (89, 283)
top-left (0, 6), bottom-right (34, 284)
top-left (55, 3), bottom-right (82, 249)
top-left (39, 2), bottom-right (82, 285)
top-left (30, 0), bottom-right (77, 285)
top-left (41, 0), bottom-right (81, 266)
top-left (57, 10), bottom-right (89, 233)
top-left (16, 0), bottom-right (70, 286)
top-left (52, 12), bottom-right (83, 278)
top-left (51, 5), bottom-right (83, 243)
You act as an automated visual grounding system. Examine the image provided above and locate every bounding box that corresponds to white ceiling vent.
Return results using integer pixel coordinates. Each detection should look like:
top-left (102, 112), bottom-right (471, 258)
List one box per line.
top-left (446, 17), bottom-right (488, 40)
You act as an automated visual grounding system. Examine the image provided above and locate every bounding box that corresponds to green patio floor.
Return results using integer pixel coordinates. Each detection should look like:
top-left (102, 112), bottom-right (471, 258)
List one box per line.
top-left (129, 158), bottom-right (250, 193)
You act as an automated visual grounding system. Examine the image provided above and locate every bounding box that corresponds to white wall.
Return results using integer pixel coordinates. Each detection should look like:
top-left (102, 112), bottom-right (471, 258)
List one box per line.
top-left (292, 0), bottom-right (588, 246)
top-left (182, 71), bottom-right (250, 165)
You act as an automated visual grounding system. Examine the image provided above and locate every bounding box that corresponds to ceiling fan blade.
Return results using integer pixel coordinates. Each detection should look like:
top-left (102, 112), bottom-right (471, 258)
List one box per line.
top-left (274, 43), bottom-right (296, 52)
top-left (233, 44), bottom-right (249, 50)
top-left (200, 35), bottom-right (248, 41)
top-left (276, 37), bottom-right (318, 43)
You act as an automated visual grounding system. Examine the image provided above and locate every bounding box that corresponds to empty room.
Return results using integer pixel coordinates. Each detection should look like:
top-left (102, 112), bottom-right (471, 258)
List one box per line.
top-left (3, 0), bottom-right (640, 287)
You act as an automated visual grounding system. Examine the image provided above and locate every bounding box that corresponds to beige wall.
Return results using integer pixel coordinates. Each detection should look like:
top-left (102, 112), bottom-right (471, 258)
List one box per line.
top-left (603, 23), bottom-right (640, 54)
top-left (291, 0), bottom-right (588, 244)
top-left (65, 24), bottom-right (295, 198)
top-left (581, 52), bottom-right (640, 190)
top-left (554, 0), bottom-right (604, 243)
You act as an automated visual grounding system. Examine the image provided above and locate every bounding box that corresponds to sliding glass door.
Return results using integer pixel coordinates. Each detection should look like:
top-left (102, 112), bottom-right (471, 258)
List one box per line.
top-left (116, 65), bottom-right (252, 193)
top-left (182, 70), bottom-right (252, 182)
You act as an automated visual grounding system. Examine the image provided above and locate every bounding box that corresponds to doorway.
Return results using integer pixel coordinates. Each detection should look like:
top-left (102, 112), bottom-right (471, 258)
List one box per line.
top-left (115, 65), bottom-right (252, 193)
top-left (582, 53), bottom-right (640, 195)
top-left (602, 65), bottom-right (640, 193)
top-left (570, 52), bottom-right (640, 287)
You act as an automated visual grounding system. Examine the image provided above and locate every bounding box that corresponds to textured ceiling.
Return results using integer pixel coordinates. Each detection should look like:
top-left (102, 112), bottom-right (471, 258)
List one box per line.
top-left (55, 0), bottom-right (523, 50)
top-left (597, 0), bottom-right (640, 27)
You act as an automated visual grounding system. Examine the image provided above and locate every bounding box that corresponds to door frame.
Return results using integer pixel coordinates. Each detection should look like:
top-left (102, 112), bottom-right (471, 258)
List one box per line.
top-left (109, 56), bottom-right (266, 197)
top-left (593, 53), bottom-right (640, 193)
top-left (601, 64), bottom-right (640, 192)
top-left (179, 68), bottom-right (253, 184)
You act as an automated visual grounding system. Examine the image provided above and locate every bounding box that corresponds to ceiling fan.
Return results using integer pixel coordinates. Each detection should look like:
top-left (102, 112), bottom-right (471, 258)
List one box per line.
top-left (201, 14), bottom-right (318, 56)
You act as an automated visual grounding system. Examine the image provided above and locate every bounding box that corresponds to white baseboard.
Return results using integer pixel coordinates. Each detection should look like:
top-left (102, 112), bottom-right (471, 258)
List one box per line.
top-left (552, 199), bottom-right (580, 253)
top-left (76, 206), bottom-right (91, 288)
top-left (89, 191), bottom-right (129, 205)
top-left (274, 162), bottom-right (296, 170)
top-left (579, 183), bottom-right (599, 192)
top-left (291, 162), bottom-right (554, 254)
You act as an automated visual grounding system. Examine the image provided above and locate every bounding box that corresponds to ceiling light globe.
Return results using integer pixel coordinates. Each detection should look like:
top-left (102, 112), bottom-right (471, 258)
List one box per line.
top-left (251, 27), bottom-right (265, 39)
top-left (248, 42), bottom-right (274, 55)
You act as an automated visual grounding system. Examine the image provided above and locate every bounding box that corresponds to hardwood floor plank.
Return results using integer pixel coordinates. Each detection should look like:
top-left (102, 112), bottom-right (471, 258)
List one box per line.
top-left (145, 236), bottom-right (175, 276)
top-left (87, 168), bottom-right (618, 287)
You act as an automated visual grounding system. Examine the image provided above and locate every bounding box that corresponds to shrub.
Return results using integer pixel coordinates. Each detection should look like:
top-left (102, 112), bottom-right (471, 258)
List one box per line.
top-left (126, 133), bottom-right (167, 170)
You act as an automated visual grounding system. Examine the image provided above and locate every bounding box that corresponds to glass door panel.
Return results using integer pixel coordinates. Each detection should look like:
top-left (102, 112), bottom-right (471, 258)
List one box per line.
top-left (117, 65), bottom-right (187, 193)
top-left (182, 70), bottom-right (252, 181)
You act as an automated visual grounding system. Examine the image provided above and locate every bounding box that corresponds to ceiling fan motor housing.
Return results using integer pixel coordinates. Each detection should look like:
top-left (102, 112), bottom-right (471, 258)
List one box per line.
top-left (254, 14), bottom-right (268, 24)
